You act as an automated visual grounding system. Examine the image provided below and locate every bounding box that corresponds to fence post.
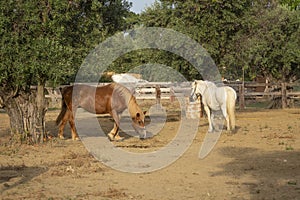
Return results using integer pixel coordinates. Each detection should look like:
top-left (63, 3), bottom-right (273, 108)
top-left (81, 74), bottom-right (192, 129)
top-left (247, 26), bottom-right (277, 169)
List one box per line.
top-left (281, 82), bottom-right (287, 109)
top-left (170, 87), bottom-right (175, 102)
top-left (155, 85), bottom-right (161, 105)
top-left (239, 84), bottom-right (245, 110)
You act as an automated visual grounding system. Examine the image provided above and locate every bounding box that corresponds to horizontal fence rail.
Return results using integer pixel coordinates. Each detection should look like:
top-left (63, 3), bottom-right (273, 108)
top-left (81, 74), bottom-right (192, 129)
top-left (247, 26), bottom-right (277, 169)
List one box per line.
top-left (41, 81), bottom-right (300, 109)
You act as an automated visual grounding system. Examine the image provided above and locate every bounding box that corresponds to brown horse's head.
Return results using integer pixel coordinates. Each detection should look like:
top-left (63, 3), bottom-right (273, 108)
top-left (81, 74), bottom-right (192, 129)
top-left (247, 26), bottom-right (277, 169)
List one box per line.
top-left (112, 83), bottom-right (147, 139)
top-left (131, 111), bottom-right (147, 139)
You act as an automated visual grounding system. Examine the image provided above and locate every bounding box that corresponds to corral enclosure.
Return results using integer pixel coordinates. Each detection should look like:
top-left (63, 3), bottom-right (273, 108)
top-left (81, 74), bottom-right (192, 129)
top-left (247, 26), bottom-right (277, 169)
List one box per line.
top-left (0, 83), bottom-right (300, 199)
top-left (44, 81), bottom-right (300, 110)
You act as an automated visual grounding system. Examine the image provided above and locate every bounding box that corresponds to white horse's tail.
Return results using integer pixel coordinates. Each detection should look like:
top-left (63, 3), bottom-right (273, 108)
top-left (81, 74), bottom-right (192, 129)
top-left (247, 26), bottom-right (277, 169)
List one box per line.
top-left (226, 87), bottom-right (236, 131)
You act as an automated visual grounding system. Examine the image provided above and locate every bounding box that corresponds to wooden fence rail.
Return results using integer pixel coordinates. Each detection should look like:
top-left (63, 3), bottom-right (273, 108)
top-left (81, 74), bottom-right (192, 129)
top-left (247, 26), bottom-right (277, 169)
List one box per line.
top-left (226, 82), bottom-right (300, 109)
top-left (44, 82), bottom-right (300, 109)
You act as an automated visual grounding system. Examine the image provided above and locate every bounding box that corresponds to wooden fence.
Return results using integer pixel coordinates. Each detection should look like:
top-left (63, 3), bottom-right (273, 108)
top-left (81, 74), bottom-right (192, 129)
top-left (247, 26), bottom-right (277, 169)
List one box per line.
top-left (226, 82), bottom-right (300, 109)
top-left (44, 82), bottom-right (300, 109)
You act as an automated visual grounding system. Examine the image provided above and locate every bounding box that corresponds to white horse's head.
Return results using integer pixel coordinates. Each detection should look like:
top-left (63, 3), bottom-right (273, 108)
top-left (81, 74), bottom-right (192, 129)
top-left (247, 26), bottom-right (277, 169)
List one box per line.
top-left (190, 80), bottom-right (207, 102)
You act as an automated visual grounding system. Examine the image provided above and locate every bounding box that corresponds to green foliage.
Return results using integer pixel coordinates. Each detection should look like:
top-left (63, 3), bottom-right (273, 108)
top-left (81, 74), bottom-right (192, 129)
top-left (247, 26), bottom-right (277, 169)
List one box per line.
top-left (0, 0), bottom-right (131, 90)
top-left (280, 0), bottom-right (300, 10)
top-left (1, 1), bottom-right (71, 88)
top-left (133, 0), bottom-right (255, 80)
top-left (232, 3), bottom-right (300, 82)
top-left (121, 0), bottom-right (300, 82)
top-left (1, 0), bottom-right (299, 88)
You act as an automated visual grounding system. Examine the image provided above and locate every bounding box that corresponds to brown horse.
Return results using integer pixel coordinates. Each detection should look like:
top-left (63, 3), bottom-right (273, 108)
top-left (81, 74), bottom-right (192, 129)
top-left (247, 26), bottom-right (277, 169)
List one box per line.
top-left (56, 83), bottom-right (147, 141)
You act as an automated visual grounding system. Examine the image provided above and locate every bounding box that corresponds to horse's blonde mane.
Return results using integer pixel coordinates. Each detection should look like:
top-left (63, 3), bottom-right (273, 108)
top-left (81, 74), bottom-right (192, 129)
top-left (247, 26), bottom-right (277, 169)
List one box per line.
top-left (110, 83), bottom-right (144, 119)
top-left (110, 83), bottom-right (136, 104)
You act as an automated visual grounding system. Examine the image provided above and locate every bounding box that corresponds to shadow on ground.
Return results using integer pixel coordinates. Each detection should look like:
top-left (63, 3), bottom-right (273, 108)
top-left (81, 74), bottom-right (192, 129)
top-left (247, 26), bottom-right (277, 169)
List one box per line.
top-left (0, 165), bottom-right (48, 193)
top-left (214, 147), bottom-right (300, 199)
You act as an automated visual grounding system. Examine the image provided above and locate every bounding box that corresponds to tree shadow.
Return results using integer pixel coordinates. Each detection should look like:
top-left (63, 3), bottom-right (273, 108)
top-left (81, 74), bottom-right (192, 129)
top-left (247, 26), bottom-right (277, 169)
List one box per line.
top-left (46, 111), bottom-right (182, 140)
top-left (0, 164), bottom-right (48, 192)
top-left (96, 113), bottom-right (181, 140)
top-left (45, 119), bottom-right (72, 139)
top-left (213, 147), bottom-right (300, 199)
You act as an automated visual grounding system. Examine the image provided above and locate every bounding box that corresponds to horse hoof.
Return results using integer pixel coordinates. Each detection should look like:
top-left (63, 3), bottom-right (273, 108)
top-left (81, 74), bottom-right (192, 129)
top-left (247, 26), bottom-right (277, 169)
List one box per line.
top-left (140, 132), bottom-right (152, 140)
top-left (108, 133), bottom-right (115, 141)
top-left (73, 137), bottom-right (80, 141)
top-left (58, 135), bottom-right (65, 140)
top-left (114, 136), bottom-right (125, 142)
top-left (228, 129), bottom-right (236, 134)
top-left (139, 134), bottom-right (146, 140)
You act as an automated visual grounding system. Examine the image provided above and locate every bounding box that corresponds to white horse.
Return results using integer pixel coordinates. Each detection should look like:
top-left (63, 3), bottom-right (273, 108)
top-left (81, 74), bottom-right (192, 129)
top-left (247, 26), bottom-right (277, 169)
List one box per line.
top-left (190, 80), bottom-right (237, 132)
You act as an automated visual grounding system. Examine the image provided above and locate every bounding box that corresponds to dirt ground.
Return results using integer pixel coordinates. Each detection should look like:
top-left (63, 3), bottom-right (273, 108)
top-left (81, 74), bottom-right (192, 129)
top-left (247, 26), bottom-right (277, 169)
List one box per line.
top-left (0, 99), bottom-right (299, 200)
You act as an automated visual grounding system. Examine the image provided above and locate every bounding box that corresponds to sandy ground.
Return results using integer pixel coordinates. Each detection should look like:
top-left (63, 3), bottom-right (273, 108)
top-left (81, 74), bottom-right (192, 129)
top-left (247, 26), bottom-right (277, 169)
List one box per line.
top-left (0, 100), bottom-right (299, 200)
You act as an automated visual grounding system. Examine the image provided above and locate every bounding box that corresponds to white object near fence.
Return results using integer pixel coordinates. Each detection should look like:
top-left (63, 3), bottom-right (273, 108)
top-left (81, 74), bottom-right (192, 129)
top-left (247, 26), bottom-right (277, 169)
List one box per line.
top-left (186, 98), bottom-right (202, 119)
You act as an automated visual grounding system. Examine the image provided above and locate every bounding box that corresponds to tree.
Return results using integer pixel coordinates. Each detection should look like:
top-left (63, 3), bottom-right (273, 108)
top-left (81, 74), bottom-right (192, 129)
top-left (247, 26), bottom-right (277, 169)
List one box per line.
top-left (280, 0), bottom-right (300, 10)
top-left (215, 0), bottom-right (300, 108)
top-left (0, 0), bottom-right (131, 143)
top-left (229, 1), bottom-right (300, 82)
top-left (118, 0), bottom-right (299, 109)
top-left (132, 0), bottom-right (299, 83)
top-left (134, 0), bottom-right (255, 80)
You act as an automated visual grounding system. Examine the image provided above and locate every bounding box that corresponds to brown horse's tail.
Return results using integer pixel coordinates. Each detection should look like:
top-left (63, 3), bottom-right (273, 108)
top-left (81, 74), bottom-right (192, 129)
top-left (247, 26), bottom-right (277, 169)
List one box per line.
top-left (56, 87), bottom-right (67, 125)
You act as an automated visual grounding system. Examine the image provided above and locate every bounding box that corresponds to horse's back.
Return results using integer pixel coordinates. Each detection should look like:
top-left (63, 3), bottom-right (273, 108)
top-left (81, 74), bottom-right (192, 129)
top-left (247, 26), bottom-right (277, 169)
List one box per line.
top-left (96, 83), bottom-right (133, 114)
top-left (225, 86), bottom-right (237, 101)
top-left (60, 85), bottom-right (75, 105)
top-left (60, 83), bottom-right (133, 113)
top-left (212, 85), bottom-right (236, 110)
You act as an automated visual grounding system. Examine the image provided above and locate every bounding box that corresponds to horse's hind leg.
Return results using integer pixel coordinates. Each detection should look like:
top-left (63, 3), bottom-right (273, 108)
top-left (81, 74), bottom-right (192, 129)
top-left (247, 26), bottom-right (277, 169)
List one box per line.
top-left (69, 118), bottom-right (79, 140)
top-left (68, 110), bottom-right (79, 140)
top-left (220, 104), bottom-right (231, 131)
top-left (225, 114), bottom-right (230, 131)
top-left (226, 100), bottom-right (236, 132)
top-left (228, 107), bottom-right (236, 131)
top-left (58, 110), bottom-right (70, 139)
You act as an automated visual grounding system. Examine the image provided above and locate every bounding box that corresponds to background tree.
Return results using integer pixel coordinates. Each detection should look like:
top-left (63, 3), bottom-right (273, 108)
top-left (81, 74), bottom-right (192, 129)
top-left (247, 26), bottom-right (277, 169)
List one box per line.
top-left (280, 0), bottom-right (300, 10)
top-left (228, 1), bottom-right (300, 82)
top-left (122, 0), bottom-right (300, 83)
top-left (1, 0), bottom-right (299, 142)
top-left (124, 0), bottom-right (255, 80)
top-left (133, 0), bottom-right (299, 109)
top-left (0, 0), bottom-right (131, 143)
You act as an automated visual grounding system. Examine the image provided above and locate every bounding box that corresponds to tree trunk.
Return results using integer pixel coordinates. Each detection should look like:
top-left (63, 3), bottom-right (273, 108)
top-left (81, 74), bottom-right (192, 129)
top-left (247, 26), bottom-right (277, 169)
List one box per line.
top-left (281, 82), bottom-right (287, 109)
top-left (35, 83), bottom-right (47, 143)
top-left (2, 86), bottom-right (47, 144)
top-left (239, 84), bottom-right (245, 110)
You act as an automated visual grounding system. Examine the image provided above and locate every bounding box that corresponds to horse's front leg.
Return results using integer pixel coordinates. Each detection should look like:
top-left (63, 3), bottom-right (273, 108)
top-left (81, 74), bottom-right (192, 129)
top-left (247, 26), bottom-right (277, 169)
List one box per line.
top-left (108, 111), bottom-right (124, 141)
top-left (204, 105), bottom-right (213, 132)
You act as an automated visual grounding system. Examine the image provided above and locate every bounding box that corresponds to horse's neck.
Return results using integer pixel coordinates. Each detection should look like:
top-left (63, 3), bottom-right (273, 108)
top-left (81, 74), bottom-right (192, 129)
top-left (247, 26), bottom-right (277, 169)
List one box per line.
top-left (114, 84), bottom-right (132, 105)
top-left (202, 82), bottom-right (216, 97)
top-left (202, 82), bottom-right (222, 110)
top-left (127, 97), bottom-right (138, 117)
top-left (206, 81), bottom-right (216, 90)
